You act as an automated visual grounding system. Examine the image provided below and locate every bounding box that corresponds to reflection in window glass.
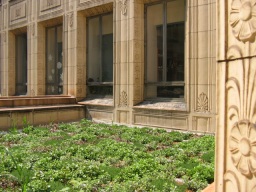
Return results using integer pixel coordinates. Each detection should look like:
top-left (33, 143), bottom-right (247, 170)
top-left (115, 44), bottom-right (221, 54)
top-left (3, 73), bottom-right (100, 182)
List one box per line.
top-left (46, 25), bottom-right (63, 95)
top-left (87, 13), bottom-right (113, 96)
top-left (16, 34), bottom-right (27, 95)
top-left (146, 0), bottom-right (185, 99)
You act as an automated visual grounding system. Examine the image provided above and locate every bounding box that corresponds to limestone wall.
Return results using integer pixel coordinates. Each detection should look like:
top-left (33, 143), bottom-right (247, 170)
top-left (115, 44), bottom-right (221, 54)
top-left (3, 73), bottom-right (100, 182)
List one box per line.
top-left (0, 0), bottom-right (217, 133)
top-left (216, 0), bottom-right (256, 191)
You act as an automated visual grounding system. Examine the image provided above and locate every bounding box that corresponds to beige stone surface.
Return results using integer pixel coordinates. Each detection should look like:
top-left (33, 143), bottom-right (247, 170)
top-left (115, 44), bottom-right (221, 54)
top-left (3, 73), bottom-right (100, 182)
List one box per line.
top-left (216, 0), bottom-right (256, 191)
top-left (0, 0), bottom-right (216, 133)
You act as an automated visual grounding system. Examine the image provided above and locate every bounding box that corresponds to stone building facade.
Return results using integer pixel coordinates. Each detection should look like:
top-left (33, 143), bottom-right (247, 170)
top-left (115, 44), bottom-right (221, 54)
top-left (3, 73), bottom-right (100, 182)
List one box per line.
top-left (0, 0), bottom-right (216, 133)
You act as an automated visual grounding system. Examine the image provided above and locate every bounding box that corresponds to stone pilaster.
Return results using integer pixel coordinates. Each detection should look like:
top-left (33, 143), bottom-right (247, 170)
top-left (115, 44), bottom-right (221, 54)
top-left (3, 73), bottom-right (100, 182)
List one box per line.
top-left (216, 0), bottom-right (256, 191)
top-left (114, 0), bottom-right (144, 124)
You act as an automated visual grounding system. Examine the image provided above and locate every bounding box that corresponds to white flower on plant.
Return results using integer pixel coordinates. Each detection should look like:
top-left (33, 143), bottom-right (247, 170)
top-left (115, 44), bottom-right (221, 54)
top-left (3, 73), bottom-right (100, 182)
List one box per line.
top-left (229, 120), bottom-right (256, 176)
top-left (230, 0), bottom-right (256, 41)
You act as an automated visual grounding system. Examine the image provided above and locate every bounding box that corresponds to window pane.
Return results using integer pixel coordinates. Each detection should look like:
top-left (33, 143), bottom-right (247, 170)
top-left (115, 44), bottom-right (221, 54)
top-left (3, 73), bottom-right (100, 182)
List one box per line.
top-left (87, 13), bottom-right (113, 97)
top-left (157, 86), bottom-right (184, 98)
top-left (57, 26), bottom-right (63, 94)
top-left (46, 26), bottom-right (63, 95)
top-left (102, 14), bottom-right (113, 35)
top-left (16, 34), bottom-right (27, 95)
top-left (102, 14), bottom-right (113, 82)
top-left (146, 4), bottom-right (163, 83)
top-left (46, 27), bottom-right (56, 86)
top-left (88, 17), bottom-right (100, 83)
top-left (145, 0), bottom-right (185, 99)
top-left (102, 34), bottom-right (113, 82)
top-left (167, 0), bottom-right (185, 82)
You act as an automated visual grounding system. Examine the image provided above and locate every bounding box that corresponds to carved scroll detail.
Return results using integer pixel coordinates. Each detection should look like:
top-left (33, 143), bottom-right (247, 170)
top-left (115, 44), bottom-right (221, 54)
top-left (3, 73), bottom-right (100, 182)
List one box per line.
top-left (224, 170), bottom-right (241, 192)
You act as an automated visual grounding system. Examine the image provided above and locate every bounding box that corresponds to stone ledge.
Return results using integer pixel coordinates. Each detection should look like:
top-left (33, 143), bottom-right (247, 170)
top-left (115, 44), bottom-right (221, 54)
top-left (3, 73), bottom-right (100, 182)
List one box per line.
top-left (0, 104), bottom-right (84, 112)
top-left (79, 98), bottom-right (114, 107)
top-left (133, 100), bottom-right (187, 111)
top-left (202, 182), bottom-right (215, 192)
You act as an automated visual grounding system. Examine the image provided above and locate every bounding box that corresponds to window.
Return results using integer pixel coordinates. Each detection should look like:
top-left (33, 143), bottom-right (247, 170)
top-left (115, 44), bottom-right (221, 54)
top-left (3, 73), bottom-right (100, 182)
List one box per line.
top-left (46, 25), bottom-right (63, 95)
top-left (145, 0), bottom-right (185, 99)
top-left (87, 13), bottom-right (113, 97)
top-left (16, 33), bottom-right (27, 95)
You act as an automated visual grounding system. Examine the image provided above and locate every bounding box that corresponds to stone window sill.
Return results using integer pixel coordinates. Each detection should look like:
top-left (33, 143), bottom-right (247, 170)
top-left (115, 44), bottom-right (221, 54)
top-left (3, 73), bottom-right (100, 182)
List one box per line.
top-left (78, 97), bottom-right (113, 107)
top-left (133, 100), bottom-right (187, 111)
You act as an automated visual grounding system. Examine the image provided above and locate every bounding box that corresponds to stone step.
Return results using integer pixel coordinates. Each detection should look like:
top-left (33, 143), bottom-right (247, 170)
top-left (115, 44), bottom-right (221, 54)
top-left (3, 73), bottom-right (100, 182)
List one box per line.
top-left (0, 96), bottom-right (77, 108)
top-left (0, 104), bottom-right (85, 131)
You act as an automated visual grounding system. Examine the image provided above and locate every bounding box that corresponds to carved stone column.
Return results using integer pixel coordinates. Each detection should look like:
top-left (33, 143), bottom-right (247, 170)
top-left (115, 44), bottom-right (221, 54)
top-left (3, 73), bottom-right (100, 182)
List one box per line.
top-left (114, 0), bottom-right (144, 124)
top-left (216, 0), bottom-right (256, 191)
top-left (27, 0), bottom-right (36, 96)
top-left (114, 0), bottom-right (130, 124)
top-left (0, 4), bottom-right (8, 96)
top-left (65, 8), bottom-right (86, 100)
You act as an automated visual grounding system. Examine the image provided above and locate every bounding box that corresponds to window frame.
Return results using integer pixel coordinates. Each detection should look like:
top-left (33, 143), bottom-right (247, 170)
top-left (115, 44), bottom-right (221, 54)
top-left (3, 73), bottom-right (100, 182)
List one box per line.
top-left (144, 0), bottom-right (186, 101)
top-left (86, 12), bottom-right (114, 97)
top-left (45, 24), bottom-right (63, 95)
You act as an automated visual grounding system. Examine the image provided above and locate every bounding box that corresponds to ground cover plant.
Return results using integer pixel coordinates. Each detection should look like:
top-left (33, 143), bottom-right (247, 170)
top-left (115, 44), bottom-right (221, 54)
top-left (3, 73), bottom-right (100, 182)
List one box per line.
top-left (0, 119), bottom-right (215, 192)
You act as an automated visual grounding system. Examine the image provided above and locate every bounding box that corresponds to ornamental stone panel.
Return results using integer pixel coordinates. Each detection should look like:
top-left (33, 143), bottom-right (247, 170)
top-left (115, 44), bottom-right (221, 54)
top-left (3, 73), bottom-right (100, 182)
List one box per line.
top-left (216, 0), bottom-right (256, 191)
top-left (9, 0), bottom-right (27, 25)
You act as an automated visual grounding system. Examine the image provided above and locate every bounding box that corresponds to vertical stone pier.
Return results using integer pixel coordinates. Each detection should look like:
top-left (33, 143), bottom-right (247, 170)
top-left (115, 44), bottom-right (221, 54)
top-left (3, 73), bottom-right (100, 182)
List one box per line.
top-left (216, 0), bottom-right (256, 191)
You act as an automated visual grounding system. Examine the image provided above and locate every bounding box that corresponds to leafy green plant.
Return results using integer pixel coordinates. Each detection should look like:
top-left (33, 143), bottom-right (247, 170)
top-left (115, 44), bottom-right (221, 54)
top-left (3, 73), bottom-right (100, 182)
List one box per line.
top-left (1, 147), bottom-right (33, 192)
top-left (0, 120), bottom-right (215, 192)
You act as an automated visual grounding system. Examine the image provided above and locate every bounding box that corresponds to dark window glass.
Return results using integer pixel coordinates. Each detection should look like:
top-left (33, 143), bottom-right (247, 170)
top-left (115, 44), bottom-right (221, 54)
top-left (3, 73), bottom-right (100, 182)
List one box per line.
top-left (87, 13), bottom-right (113, 97)
top-left (46, 25), bottom-right (63, 95)
top-left (16, 33), bottom-right (27, 95)
top-left (146, 0), bottom-right (185, 99)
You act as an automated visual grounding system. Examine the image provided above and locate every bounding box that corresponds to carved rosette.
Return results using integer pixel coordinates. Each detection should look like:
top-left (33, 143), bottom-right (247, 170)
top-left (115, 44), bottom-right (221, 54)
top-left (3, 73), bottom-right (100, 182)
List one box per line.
top-left (230, 0), bottom-right (256, 41)
top-left (229, 120), bottom-right (256, 176)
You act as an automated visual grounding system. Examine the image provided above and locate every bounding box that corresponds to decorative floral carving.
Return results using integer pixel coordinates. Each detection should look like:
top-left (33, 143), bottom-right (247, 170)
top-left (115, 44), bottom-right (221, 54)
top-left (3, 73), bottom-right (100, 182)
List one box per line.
top-left (31, 89), bottom-right (35, 97)
top-left (47, 0), bottom-right (53, 7)
top-left (230, 0), bottom-right (256, 41)
top-left (119, 90), bottom-right (128, 107)
top-left (226, 46), bottom-right (256, 178)
top-left (224, 170), bottom-right (241, 192)
top-left (196, 92), bottom-right (208, 112)
top-left (119, 0), bottom-right (128, 15)
top-left (69, 12), bottom-right (73, 28)
top-left (229, 120), bottom-right (256, 176)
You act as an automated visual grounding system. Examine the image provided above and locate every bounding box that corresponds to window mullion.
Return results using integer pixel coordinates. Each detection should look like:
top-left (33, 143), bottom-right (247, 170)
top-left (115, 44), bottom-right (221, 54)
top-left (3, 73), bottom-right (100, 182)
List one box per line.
top-left (163, 2), bottom-right (167, 82)
top-left (99, 16), bottom-right (103, 82)
top-left (55, 27), bottom-right (58, 89)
